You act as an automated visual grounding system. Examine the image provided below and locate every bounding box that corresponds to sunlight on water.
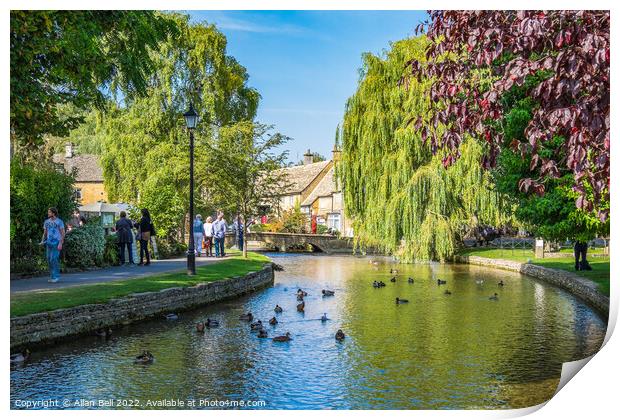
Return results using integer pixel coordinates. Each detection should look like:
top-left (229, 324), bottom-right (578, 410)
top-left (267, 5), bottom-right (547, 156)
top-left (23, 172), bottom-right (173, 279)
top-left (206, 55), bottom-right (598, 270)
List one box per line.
top-left (11, 254), bottom-right (607, 409)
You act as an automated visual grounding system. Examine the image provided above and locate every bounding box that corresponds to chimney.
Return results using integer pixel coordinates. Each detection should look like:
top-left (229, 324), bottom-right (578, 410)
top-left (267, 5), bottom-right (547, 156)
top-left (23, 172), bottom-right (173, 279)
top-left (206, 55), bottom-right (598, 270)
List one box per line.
top-left (332, 147), bottom-right (341, 162)
top-left (65, 142), bottom-right (74, 158)
top-left (303, 149), bottom-right (313, 165)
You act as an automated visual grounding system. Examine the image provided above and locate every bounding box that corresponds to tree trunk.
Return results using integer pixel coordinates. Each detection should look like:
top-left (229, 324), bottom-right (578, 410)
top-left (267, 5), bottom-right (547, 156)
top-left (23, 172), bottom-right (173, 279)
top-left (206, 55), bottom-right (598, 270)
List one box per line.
top-left (242, 212), bottom-right (248, 259)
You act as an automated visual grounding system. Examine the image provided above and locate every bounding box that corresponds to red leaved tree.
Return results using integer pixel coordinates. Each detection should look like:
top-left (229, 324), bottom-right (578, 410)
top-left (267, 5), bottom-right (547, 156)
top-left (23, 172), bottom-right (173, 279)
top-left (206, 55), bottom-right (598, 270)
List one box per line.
top-left (408, 11), bottom-right (609, 221)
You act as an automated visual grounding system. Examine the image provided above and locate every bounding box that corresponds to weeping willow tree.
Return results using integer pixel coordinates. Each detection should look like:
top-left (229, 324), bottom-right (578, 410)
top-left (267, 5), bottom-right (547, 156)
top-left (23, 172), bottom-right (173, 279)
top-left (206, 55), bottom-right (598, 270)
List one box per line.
top-left (340, 36), bottom-right (509, 262)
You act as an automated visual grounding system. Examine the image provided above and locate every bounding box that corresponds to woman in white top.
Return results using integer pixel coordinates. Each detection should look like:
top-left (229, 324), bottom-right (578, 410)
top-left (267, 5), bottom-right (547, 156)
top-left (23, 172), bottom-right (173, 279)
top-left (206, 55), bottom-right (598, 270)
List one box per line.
top-left (203, 216), bottom-right (214, 257)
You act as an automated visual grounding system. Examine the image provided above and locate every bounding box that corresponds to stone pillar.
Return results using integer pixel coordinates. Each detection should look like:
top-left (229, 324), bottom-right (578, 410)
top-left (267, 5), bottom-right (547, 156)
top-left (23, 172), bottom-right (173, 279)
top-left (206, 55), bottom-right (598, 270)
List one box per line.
top-left (534, 238), bottom-right (545, 259)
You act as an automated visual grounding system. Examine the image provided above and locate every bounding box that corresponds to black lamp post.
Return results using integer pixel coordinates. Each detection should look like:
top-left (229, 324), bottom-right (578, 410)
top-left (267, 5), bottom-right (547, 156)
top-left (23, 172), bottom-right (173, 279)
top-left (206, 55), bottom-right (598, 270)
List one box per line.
top-left (183, 103), bottom-right (199, 275)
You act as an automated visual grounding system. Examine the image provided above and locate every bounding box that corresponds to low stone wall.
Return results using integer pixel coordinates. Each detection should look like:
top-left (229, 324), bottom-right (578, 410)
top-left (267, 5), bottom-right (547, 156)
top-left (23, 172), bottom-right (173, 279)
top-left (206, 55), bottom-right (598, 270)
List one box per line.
top-left (454, 255), bottom-right (609, 319)
top-left (11, 264), bottom-right (274, 351)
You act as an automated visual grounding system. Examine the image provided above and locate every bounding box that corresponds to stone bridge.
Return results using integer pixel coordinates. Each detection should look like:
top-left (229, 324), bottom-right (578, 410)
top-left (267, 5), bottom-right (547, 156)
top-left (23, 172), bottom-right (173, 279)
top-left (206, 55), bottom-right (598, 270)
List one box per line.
top-left (225, 232), bottom-right (354, 254)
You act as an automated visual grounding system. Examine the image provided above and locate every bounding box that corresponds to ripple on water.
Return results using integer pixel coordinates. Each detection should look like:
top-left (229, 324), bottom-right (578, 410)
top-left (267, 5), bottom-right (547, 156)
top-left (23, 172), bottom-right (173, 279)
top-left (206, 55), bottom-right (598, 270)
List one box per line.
top-left (11, 254), bottom-right (607, 409)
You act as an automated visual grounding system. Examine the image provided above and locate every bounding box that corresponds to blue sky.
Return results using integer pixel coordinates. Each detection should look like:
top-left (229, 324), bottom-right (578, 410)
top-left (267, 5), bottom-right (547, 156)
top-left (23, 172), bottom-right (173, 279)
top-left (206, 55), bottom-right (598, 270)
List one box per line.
top-left (187, 10), bottom-right (428, 163)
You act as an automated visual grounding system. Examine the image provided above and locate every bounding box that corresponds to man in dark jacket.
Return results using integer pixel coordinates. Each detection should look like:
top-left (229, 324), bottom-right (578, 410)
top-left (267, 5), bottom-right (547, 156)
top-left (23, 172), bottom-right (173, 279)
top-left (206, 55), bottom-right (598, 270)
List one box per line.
top-left (116, 211), bottom-right (134, 265)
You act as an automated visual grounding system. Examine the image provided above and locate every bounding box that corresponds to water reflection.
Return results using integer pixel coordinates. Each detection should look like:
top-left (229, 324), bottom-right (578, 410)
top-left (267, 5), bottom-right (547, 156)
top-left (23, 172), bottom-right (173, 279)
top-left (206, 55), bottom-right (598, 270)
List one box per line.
top-left (11, 254), bottom-right (607, 409)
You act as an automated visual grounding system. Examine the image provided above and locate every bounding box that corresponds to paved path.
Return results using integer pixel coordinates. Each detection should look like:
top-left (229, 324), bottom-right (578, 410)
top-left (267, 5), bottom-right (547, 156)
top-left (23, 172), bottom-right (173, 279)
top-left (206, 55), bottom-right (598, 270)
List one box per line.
top-left (11, 256), bottom-right (230, 294)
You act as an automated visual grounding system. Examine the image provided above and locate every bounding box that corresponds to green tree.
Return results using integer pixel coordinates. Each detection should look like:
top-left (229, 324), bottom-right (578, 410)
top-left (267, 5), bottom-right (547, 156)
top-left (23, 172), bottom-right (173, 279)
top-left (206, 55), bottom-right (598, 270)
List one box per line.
top-left (99, 16), bottom-right (260, 242)
top-left (207, 122), bottom-right (291, 258)
top-left (493, 76), bottom-right (609, 242)
top-left (10, 161), bottom-right (77, 272)
top-left (10, 10), bottom-right (178, 153)
top-left (340, 36), bottom-right (508, 262)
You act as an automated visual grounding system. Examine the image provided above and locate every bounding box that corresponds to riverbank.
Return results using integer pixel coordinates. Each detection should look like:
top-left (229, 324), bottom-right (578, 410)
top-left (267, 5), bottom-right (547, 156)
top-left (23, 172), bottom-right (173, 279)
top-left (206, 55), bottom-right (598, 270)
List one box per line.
top-left (11, 251), bottom-right (269, 316)
top-left (11, 252), bottom-right (273, 350)
top-left (458, 248), bottom-right (610, 296)
top-left (454, 254), bottom-right (609, 319)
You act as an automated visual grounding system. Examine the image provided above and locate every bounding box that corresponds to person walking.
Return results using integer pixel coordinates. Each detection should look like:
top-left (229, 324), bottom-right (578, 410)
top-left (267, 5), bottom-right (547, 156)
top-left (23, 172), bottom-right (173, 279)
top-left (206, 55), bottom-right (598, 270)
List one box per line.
top-left (212, 211), bottom-right (228, 258)
top-left (203, 216), bottom-right (214, 257)
top-left (136, 208), bottom-right (153, 266)
top-left (574, 240), bottom-right (592, 271)
top-left (41, 207), bottom-right (65, 283)
top-left (115, 211), bottom-right (134, 265)
top-left (193, 214), bottom-right (205, 257)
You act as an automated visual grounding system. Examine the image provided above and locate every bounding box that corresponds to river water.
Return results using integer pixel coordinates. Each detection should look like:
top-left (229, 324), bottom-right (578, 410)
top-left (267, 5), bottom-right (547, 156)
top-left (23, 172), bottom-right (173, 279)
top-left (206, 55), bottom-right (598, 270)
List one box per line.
top-left (10, 254), bottom-right (607, 409)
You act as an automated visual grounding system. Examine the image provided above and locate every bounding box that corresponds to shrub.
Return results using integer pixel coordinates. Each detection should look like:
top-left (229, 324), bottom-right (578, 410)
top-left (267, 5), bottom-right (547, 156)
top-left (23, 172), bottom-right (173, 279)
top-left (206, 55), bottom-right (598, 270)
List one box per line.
top-left (280, 204), bottom-right (308, 233)
top-left (10, 161), bottom-right (76, 273)
top-left (104, 233), bottom-right (120, 266)
top-left (316, 224), bottom-right (329, 235)
top-left (155, 238), bottom-right (187, 259)
top-left (63, 224), bottom-right (105, 268)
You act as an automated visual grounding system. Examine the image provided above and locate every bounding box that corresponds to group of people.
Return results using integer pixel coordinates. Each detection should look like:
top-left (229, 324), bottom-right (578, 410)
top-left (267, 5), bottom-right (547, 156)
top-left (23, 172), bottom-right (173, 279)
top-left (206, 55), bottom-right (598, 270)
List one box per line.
top-left (192, 211), bottom-right (228, 257)
top-left (114, 208), bottom-right (156, 266)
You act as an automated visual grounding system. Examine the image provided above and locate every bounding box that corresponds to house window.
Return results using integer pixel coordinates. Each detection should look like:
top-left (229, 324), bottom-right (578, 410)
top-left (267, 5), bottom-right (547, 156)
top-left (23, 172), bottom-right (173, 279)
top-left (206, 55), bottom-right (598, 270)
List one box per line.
top-left (327, 213), bottom-right (341, 231)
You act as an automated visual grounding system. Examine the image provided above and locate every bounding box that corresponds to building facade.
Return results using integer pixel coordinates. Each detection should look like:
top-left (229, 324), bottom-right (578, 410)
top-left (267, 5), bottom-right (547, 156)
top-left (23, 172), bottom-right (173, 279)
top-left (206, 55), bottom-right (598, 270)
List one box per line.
top-left (272, 149), bottom-right (352, 237)
top-left (53, 143), bottom-right (108, 205)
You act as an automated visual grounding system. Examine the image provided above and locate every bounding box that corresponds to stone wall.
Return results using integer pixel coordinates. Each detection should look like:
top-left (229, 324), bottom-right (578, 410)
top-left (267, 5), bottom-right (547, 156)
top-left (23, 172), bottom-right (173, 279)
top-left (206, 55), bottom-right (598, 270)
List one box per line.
top-left (454, 255), bottom-right (609, 319)
top-left (11, 264), bottom-right (274, 351)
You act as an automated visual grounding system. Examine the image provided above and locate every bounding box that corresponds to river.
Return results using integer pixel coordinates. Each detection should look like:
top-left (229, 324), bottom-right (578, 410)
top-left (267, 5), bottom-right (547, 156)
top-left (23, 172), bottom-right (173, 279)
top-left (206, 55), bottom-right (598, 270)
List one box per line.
top-left (10, 254), bottom-right (607, 409)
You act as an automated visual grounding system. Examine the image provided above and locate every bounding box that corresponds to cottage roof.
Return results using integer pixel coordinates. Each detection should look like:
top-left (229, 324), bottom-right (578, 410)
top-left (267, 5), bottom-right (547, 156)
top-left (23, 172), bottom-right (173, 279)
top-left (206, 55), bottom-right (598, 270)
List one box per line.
top-left (301, 166), bottom-right (338, 206)
top-left (275, 160), bottom-right (330, 195)
top-left (53, 154), bottom-right (104, 182)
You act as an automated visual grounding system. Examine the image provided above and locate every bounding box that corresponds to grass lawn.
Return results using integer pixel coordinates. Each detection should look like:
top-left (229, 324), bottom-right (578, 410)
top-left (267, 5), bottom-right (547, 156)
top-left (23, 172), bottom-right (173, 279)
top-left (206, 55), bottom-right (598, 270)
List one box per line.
top-left (458, 248), bottom-right (610, 296)
top-left (11, 251), bottom-right (271, 317)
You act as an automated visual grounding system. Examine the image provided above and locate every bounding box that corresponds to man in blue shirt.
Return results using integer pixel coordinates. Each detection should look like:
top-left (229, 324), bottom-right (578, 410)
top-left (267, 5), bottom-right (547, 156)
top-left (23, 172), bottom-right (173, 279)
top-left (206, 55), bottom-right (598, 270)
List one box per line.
top-left (212, 211), bottom-right (228, 258)
top-left (41, 207), bottom-right (65, 283)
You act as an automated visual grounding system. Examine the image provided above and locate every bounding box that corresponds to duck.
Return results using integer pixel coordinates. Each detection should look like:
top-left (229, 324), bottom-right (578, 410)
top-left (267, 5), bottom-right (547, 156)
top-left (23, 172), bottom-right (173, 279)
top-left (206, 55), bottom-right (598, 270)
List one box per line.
top-left (390, 276), bottom-right (397, 283)
top-left (408, 277), bottom-right (414, 284)
top-left (257, 328), bottom-right (269, 338)
top-left (489, 293), bottom-right (499, 301)
top-left (273, 332), bottom-right (292, 342)
top-left (321, 313), bottom-right (329, 322)
top-left (297, 293), bottom-right (305, 301)
top-left (297, 301), bottom-right (305, 312)
top-left (396, 297), bottom-right (409, 304)
top-left (250, 320), bottom-right (263, 331)
top-left (196, 322), bottom-right (205, 333)
top-left (274, 305), bottom-right (283, 313)
top-left (95, 327), bottom-right (113, 338)
top-left (239, 312), bottom-right (254, 321)
top-left (322, 289), bottom-right (335, 296)
top-left (390, 268), bottom-right (398, 274)
top-left (475, 279), bottom-right (484, 285)
top-left (206, 318), bottom-right (220, 328)
top-left (269, 316), bottom-right (278, 325)
top-left (11, 349), bottom-right (30, 364)
top-left (297, 288), bottom-right (308, 297)
top-left (498, 281), bottom-right (505, 287)
top-left (373, 281), bottom-right (380, 288)
top-left (164, 313), bottom-right (179, 321)
top-left (134, 351), bottom-right (154, 364)
top-left (437, 279), bottom-right (447, 285)
top-left (335, 329), bottom-right (346, 341)
top-left (444, 290), bottom-right (452, 295)
top-left (379, 281), bottom-right (386, 287)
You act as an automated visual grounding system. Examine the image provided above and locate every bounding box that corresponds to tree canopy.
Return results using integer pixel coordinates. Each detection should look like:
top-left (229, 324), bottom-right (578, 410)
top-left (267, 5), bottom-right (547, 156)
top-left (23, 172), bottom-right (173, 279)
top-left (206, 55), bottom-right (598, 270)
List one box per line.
top-left (340, 36), bottom-right (508, 262)
top-left (98, 15), bottom-right (260, 240)
top-left (409, 11), bottom-right (609, 221)
top-left (10, 10), bottom-right (177, 153)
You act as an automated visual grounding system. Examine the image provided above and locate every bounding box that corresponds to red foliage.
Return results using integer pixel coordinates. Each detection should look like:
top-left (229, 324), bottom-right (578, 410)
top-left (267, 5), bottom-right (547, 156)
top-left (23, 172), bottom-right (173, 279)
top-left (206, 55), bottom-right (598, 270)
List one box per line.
top-left (409, 11), bottom-right (609, 221)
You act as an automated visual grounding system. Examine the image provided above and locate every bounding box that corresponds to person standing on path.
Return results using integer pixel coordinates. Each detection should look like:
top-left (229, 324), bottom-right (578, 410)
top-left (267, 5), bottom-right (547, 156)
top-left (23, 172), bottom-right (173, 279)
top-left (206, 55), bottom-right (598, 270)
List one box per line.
top-left (41, 207), bottom-right (65, 283)
top-left (212, 211), bottom-right (227, 258)
top-left (136, 208), bottom-right (153, 266)
top-left (203, 216), bottom-right (214, 257)
top-left (193, 214), bottom-right (205, 257)
top-left (115, 211), bottom-right (134, 265)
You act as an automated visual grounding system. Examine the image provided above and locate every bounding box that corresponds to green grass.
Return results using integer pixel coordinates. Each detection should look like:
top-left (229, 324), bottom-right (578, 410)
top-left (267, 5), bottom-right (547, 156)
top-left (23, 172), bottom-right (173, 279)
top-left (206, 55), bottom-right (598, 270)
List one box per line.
top-left (458, 248), bottom-right (610, 296)
top-left (11, 251), bottom-right (271, 317)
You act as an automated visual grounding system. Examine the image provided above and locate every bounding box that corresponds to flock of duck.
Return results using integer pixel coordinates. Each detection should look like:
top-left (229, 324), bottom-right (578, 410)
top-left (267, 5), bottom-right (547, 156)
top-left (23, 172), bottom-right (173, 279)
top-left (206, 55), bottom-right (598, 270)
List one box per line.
top-left (130, 287), bottom-right (346, 364)
top-left (370, 262), bottom-right (506, 305)
top-left (11, 262), bottom-right (506, 366)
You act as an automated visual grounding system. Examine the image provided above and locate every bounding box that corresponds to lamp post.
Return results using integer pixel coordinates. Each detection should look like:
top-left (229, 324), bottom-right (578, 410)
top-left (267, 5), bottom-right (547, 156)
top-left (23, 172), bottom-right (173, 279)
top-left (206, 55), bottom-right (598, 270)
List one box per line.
top-left (183, 103), bottom-right (199, 275)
